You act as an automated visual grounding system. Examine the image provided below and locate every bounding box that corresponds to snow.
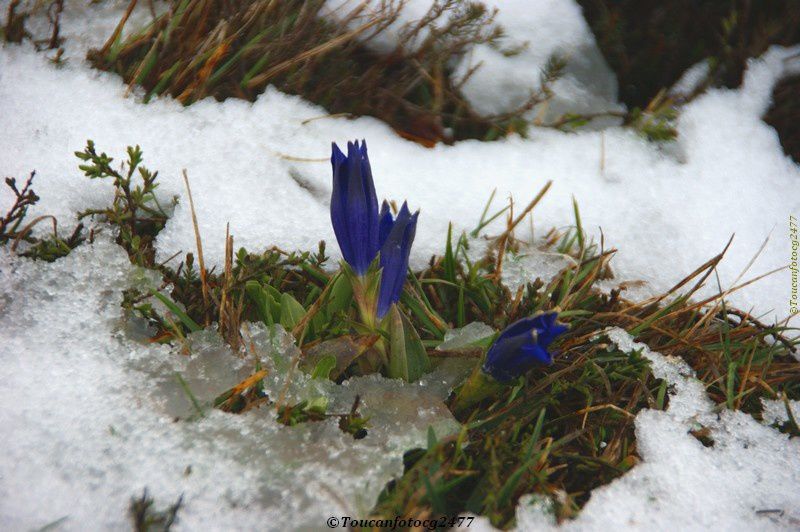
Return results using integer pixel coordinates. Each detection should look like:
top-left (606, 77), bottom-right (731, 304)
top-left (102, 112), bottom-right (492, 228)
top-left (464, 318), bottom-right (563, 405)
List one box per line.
top-left (325, 0), bottom-right (623, 121)
top-left (454, 0), bottom-right (623, 121)
top-left (509, 328), bottom-right (800, 531)
top-left (502, 250), bottom-right (574, 293)
top-left (0, 236), bottom-right (469, 530)
top-left (2, 2), bottom-right (797, 325)
top-left (761, 398), bottom-right (800, 428)
top-left (437, 322), bottom-right (496, 351)
top-left (1, 1), bottom-right (799, 529)
top-left (670, 60), bottom-right (712, 98)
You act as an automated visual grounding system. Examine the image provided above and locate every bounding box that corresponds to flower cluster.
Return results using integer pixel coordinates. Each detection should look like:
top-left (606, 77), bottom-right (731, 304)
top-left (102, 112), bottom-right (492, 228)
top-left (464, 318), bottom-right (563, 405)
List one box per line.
top-left (328, 138), bottom-right (567, 388)
top-left (330, 140), bottom-right (418, 319)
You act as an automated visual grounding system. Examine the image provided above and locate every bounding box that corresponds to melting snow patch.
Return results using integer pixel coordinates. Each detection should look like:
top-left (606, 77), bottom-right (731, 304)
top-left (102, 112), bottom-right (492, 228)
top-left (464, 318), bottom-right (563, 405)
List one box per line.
top-left (325, 0), bottom-right (623, 120)
top-left (453, 0), bottom-right (623, 121)
top-left (437, 322), bottom-right (497, 351)
top-left (0, 236), bottom-right (466, 530)
top-left (761, 398), bottom-right (800, 429)
top-left (508, 328), bottom-right (800, 531)
top-left (1, 3), bottom-right (799, 527)
top-left (501, 250), bottom-right (575, 294)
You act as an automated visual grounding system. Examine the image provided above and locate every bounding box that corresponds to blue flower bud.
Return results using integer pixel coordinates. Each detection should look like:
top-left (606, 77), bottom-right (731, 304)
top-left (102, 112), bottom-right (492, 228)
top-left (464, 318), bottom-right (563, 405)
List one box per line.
top-left (329, 139), bottom-right (419, 320)
top-left (330, 140), bottom-right (379, 275)
top-left (482, 313), bottom-right (567, 383)
top-left (376, 201), bottom-right (418, 318)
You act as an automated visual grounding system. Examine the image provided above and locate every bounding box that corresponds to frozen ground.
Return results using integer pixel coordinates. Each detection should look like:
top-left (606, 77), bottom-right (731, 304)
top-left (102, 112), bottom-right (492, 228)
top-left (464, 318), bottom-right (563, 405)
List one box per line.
top-left (0, 235), bottom-right (472, 530)
top-left (1, 1), bottom-right (799, 530)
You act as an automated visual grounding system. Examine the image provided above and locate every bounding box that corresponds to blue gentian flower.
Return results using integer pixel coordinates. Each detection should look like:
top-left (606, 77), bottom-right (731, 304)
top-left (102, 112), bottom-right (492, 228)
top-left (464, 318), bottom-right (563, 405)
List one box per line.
top-left (330, 140), bottom-right (419, 321)
top-left (376, 201), bottom-right (419, 318)
top-left (330, 140), bottom-right (380, 275)
top-left (482, 313), bottom-right (567, 383)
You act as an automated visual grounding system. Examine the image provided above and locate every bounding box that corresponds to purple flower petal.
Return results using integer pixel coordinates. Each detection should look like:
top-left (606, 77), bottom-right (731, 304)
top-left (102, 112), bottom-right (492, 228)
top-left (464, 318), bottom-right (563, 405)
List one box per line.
top-left (330, 140), bottom-right (380, 274)
top-left (482, 312), bottom-right (567, 382)
top-left (376, 203), bottom-right (418, 318)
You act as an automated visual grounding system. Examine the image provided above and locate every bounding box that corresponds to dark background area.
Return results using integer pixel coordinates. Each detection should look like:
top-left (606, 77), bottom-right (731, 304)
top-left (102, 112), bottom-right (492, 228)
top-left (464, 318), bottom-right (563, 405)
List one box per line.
top-left (577, 0), bottom-right (800, 161)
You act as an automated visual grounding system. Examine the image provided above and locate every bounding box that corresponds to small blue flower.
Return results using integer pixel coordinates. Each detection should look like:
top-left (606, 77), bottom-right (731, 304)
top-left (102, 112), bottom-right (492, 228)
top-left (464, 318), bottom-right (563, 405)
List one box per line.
top-left (482, 313), bottom-right (567, 383)
top-left (329, 140), bottom-right (420, 320)
top-left (376, 200), bottom-right (418, 318)
top-left (330, 140), bottom-right (380, 275)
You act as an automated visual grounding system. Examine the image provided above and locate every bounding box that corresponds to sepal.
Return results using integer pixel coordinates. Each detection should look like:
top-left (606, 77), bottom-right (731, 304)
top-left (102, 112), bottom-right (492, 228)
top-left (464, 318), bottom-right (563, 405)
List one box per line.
top-left (341, 260), bottom-right (382, 328)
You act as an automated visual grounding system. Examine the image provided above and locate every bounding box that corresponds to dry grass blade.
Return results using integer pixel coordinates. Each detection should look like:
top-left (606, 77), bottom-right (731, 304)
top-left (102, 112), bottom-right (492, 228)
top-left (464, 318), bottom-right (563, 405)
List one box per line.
top-left (182, 169), bottom-right (210, 323)
top-left (10, 214), bottom-right (59, 252)
top-left (245, 17), bottom-right (382, 89)
top-left (98, 0), bottom-right (138, 55)
top-left (633, 234), bottom-right (734, 311)
top-left (503, 180), bottom-right (553, 238)
top-left (494, 180), bottom-right (553, 280)
top-left (218, 223), bottom-right (241, 351)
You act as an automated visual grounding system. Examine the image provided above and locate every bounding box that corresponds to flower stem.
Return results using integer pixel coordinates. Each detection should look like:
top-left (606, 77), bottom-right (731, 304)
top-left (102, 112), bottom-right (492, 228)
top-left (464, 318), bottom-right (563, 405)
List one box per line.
top-left (451, 364), bottom-right (505, 416)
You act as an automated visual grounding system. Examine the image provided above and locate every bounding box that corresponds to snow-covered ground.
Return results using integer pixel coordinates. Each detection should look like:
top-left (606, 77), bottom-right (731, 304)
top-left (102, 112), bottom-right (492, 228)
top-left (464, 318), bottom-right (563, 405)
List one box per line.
top-left (0, 236), bottom-right (471, 530)
top-left (2, 1), bottom-right (798, 325)
top-left (1, 1), bottom-right (799, 530)
top-left (510, 329), bottom-right (800, 531)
